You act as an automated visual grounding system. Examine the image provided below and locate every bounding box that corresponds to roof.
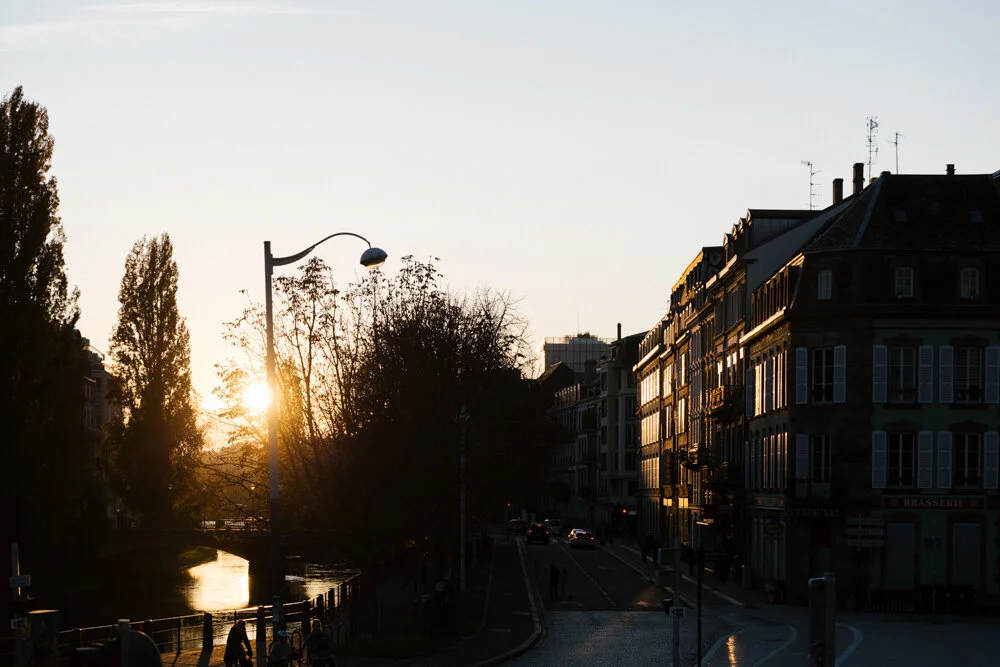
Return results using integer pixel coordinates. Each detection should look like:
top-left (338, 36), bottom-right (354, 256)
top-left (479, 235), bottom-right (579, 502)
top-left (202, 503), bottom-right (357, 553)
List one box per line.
top-left (802, 173), bottom-right (1000, 253)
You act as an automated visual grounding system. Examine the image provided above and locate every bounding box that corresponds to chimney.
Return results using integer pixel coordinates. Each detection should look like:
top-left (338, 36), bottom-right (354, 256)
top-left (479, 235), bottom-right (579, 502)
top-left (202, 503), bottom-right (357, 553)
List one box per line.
top-left (946, 164), bottom-right (956, 176)
top-left (852, 162), bottom-right (865, 194)
top-left (617, 322), bottom-right (622, 341)
top-left (832, 178), bottom-right (844, 204)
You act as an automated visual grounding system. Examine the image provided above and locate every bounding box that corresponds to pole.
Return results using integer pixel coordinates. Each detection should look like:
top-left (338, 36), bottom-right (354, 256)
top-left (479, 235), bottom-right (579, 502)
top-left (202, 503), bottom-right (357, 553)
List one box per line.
top-left (459, 431), bottom-right (467, 592)
top-left (12, 543), bottom-right (23, 667)
top-left (264, 242), bottom-right (283, 620)
top-left (672, 537), bottom-right (681, 667)
top-left (697, 547), bottom-right (704, 666)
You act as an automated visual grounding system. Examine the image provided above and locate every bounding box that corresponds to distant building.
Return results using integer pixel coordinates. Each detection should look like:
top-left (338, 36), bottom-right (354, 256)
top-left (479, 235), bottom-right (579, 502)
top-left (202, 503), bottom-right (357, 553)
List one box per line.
top-left (543, 334), bottom-right (614, 381)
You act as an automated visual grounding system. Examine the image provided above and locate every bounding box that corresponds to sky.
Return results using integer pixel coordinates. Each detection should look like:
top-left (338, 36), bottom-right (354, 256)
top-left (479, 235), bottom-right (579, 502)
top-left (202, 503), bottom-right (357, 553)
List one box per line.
top-left (4, 1), bottom-right (1000, 418)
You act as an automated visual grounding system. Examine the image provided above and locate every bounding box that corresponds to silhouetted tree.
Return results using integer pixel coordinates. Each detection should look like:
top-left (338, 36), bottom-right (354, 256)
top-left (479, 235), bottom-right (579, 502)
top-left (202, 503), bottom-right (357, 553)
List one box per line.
top-left (106, 233), bottom-right (204, 527)
top-left (0, 86), bottom-right (104, 580)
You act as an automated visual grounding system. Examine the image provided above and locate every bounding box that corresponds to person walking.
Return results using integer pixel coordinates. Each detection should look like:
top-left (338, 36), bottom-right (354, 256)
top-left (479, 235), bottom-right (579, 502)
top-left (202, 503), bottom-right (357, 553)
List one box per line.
top-left (304, 618), bottom-right (336, 667)
top-left (224, 619), bottom-right (252, 667)
top-left (549, 563), bottom-right (561, 600)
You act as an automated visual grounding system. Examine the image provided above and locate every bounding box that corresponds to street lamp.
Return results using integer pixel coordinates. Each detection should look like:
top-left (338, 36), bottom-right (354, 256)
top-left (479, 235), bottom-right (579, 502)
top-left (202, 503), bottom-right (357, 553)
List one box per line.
top-left (263, 233), bottom-right (387, 617)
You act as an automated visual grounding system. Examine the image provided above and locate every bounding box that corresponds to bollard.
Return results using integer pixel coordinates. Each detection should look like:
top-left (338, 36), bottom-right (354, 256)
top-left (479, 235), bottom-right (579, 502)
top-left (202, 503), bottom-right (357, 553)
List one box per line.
top-left (808, 572), bottom-right (836, 666)
top-left (202, 612), bottom-right (213, 652)
top-left (256, 606), bottom-right (266, 667)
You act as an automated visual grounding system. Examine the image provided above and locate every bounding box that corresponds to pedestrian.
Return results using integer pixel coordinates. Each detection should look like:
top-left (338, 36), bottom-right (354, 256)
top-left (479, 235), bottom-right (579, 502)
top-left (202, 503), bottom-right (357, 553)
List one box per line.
top-left (643, 531), bottom-right (656, 564)
top-left (304, 618), bottom-right (336, 667)
top-left (560, 566), bottom-right (570, 599)
top-left (549, 563), bottom-right (560, 600)
top-left (267, 630), bottom-right (292, 667)
top-left (224, 619), bottom-right (252, 667)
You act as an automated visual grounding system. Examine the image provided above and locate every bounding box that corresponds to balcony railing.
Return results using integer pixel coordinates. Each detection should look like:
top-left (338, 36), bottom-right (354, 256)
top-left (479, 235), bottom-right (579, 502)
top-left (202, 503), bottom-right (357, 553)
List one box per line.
top-left (708, 384), bottom-right (743, 417)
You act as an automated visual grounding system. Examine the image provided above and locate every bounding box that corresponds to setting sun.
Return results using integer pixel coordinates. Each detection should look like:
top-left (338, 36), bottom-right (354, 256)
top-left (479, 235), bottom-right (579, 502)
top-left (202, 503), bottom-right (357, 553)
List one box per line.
top-left (242, 382), bottom-right (270, 413)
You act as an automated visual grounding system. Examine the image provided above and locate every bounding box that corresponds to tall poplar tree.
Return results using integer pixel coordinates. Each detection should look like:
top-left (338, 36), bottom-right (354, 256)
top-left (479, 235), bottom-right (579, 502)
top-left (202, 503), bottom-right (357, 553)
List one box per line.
top-left (0, 86), bottom-right (101, 577)
top-left (107, 233), bottom-right (204, 527)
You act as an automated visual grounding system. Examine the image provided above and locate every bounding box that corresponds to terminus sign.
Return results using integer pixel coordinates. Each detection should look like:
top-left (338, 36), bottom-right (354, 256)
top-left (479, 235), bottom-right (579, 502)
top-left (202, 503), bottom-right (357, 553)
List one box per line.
top-left (882, 496), bottom-right (985, 510)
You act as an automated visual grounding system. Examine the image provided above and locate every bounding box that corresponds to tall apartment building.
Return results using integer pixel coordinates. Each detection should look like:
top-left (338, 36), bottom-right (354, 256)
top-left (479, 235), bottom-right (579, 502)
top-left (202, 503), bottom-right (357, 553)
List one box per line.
top-left (638, 162), bottom-right (1000, 610)
top-left (543, 334), bottom-right (613, 381)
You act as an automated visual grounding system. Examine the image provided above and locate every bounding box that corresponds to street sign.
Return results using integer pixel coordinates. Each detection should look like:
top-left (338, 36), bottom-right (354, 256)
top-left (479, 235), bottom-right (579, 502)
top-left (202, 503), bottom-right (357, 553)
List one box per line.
top-left (9, 574), bottom-right (30, 588)
top-left (846, 517), bottom-right (884, 526)
top-left (10, 616), bottom-right (27, 630)
top-left (846, 527), bottom-right (885, 537)
top-left (669, 607), bottom-right (686, 617)
top-left (846, 538), bottom-right (884, 548)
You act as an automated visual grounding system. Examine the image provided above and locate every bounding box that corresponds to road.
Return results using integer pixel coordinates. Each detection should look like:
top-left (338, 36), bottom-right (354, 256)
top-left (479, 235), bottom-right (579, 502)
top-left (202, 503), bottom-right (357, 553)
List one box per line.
top-left (506, 535), bottom-right (1000, 666)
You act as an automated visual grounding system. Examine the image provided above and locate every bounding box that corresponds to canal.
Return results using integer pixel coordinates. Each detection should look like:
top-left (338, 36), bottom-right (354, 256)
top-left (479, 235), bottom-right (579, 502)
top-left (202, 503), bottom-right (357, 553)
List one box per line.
top-left (47, 547), bottom-right (357, 631)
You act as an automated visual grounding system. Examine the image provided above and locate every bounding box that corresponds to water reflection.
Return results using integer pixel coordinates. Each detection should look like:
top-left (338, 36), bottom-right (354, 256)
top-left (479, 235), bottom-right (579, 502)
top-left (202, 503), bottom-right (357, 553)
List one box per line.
top-left (180, 551), bottom-right (358, 613)
top-left (185, 551), bottom-right (250, 611)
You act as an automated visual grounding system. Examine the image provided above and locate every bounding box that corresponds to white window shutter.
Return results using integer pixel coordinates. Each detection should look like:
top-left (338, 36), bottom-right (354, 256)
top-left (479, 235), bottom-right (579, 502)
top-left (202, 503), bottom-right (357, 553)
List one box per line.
top-left (985, 347), bottom-right (1000, 404)
top-left (755, 363), bottom-right (762, 416)
top-left (795, 434), bottom-right (809, 481)
top-left (917, 431), bottom-right (934, 489)
top-left (764, 358), bottom-right (773, 413)
top-left (918, 345), bottom-right (934, 403)
top-left (872, 431), bottom-right (887, 489)
top-left (872, 344), bottom-right (888, 403)
top-left (937, 431), bottom-right (953, 490)
top-left (939, 345), bottom-right (954, 404)
top-left (985, 432), bottom-right (999, 490)
top-left (796, 347), bottom-right (809, 404)
top-left (745, 367), bottom-right (754, 415)
top-left (834, 345), bottom-right (847, 403)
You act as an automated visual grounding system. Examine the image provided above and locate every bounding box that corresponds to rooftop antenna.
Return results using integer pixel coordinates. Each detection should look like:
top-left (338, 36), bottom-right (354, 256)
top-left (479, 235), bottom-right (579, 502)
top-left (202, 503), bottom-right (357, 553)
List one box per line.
top-left (889, 131), bottom-right (904, 173)
top-left (866, 116), bottom-right (879, 181)
top-left (801, 160), bottom-right (819, 210)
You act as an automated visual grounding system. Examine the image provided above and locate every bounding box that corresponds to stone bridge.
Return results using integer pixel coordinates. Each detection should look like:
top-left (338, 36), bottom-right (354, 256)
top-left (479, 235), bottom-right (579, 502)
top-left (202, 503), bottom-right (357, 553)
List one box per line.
top-left (102, 527), bottom-right (342, 602)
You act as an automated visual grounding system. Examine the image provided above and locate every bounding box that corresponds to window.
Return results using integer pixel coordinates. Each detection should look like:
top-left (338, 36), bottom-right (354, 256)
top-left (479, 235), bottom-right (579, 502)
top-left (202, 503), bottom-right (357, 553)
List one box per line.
top-left (953, 433), bottom-right (981, 488)
top-left (817, 269), bottom-right (833, 300)
top-left (888, 347), bottom-right (916, 403)
top-left (894, 267), bottom-right (914, 298)
top-left (811, 348), bottom-right (834, 402)
top-left (960, 267), bottom-right (979, 300)
top-left (810, 434), bottom-right (831, 483)
top-left (955, 347), bottom-right (983, 403)
top-left (887, 432), bottom-right (915, 487)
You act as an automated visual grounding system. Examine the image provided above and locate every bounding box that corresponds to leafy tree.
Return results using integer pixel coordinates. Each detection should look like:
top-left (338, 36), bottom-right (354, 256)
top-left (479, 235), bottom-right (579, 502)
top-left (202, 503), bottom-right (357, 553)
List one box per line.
top-left (106, 233), bottom-right (204, 527)
top-left (0, 86), bottom-right (104, 579)
top-left (212, 256), bottom-right (555, 579)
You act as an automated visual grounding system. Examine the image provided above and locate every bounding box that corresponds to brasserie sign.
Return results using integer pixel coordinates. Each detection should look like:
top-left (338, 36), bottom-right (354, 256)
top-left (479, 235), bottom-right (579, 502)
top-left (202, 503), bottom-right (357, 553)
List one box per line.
top-left (882, 496), bottom-right (984, 510)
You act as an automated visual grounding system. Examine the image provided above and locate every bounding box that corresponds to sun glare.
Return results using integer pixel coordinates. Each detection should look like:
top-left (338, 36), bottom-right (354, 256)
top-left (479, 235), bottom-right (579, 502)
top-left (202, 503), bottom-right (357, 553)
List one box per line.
top-left (242, 382), bottom-right (270, 412)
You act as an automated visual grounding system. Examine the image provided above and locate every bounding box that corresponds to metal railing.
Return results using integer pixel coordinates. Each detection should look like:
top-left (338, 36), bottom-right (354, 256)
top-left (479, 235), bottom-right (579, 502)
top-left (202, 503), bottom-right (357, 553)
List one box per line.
top-left (0, 573), bottom-right (362, 666)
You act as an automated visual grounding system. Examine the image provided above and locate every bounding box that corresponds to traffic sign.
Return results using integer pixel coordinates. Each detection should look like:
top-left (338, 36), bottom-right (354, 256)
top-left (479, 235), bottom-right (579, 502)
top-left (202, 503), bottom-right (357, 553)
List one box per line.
top-left (669, 607), bottom-right (686, 617)
top-left (846, 527), bottom-right (885, 537)
top-left (846, 517), bottom-right (883, 526)
top-left (9, 574), bottom-right (30, 588)
top-left (846, 538), bottom-right (884, 548)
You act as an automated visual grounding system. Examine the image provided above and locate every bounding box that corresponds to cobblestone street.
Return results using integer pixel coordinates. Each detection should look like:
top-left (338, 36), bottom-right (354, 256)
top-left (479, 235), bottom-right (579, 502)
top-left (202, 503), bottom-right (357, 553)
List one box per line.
top-left (506, 610), bottom-right (734, 666)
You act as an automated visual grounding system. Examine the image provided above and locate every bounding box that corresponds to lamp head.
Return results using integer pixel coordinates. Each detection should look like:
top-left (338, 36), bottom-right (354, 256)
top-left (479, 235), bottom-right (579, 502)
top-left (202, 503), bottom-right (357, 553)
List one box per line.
top-left (360, 246), bottom-right (388, 270)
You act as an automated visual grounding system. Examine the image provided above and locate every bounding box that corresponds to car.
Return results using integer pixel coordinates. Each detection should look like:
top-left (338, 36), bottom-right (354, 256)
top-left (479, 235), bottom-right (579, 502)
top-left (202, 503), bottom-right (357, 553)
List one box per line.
top-left (543, 518), bottom-right (564, 537)
top-left (507, 518), bottom-right (528, 534)
top-left (567, 528), bottom-right (596, 548)
top-left (526, 522), bottom-right (550, 544)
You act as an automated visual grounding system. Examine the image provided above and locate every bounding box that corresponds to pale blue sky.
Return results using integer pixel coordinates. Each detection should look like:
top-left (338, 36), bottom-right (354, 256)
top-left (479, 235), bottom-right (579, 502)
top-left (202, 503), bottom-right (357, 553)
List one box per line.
top-left (4, 0), bottom-right (999, 411)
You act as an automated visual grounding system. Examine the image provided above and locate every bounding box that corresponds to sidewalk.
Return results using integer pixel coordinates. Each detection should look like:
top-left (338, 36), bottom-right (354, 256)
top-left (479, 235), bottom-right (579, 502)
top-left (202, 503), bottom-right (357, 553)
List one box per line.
top-left (172, 531), bottom-right (542, 667)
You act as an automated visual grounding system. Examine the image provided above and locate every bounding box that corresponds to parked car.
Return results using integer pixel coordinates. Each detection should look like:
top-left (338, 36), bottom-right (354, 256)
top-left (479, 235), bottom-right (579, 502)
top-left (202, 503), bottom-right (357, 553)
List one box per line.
top-left (567, 528), bottom-right (596, 548)
top-left (544, 518), bottom-right (564, 537)
top-left (526, 523), bottom-right (550, 544)
top-left (507, 518), bottom-right (528, 534)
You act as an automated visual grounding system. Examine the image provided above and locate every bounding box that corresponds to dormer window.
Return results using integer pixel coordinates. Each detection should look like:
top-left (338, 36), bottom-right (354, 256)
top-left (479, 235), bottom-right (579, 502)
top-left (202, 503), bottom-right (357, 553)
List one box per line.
top-left (817, 269), bottom-right (833, 300)
top-left (960, 267), bottom-right (980, 300)
top-left (894, 267), bottom-right (914, 298)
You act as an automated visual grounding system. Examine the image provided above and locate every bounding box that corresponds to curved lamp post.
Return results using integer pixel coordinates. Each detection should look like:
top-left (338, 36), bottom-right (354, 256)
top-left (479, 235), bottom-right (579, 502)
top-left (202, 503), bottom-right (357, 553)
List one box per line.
top-left (263, 233), bottom-right (387, 617)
